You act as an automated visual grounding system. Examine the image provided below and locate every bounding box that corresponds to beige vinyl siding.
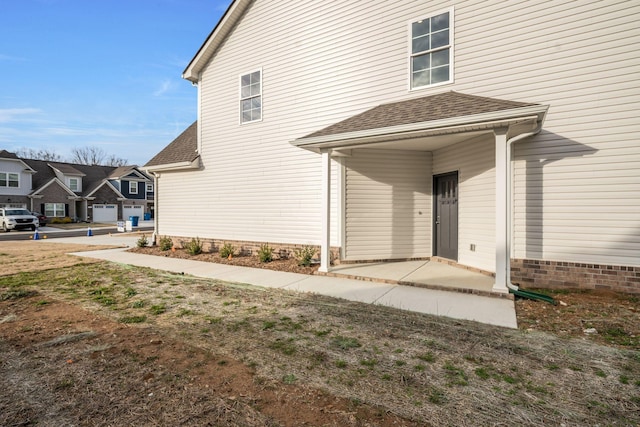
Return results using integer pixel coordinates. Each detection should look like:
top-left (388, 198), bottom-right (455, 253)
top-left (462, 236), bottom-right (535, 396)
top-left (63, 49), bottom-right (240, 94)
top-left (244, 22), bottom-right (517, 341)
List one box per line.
top-left (343, 149), bottom-right (431, 260)
top-left (158, 0), bottom-right (639, 269)
top-left (448, 0), bottom-right (640, 267)
top-left (433, 135), bottom-right (495, 272)
top-left (0, 160), bottom-right (32, 196)
top-left (191, 0), bottom-right (445, 246)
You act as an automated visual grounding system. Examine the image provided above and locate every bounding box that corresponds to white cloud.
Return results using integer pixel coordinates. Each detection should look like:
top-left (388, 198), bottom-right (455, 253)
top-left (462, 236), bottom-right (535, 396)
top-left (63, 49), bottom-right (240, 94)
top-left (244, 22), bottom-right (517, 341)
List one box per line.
top-left (0, 108), bottom-right (42, 123)
top-left (153, 80), bottom-right (172, 97)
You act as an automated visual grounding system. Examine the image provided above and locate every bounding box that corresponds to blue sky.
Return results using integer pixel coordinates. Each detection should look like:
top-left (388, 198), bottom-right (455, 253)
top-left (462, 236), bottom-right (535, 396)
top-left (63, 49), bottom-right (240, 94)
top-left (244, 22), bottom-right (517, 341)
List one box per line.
top-left (0, 0), bottom-right (232, 166)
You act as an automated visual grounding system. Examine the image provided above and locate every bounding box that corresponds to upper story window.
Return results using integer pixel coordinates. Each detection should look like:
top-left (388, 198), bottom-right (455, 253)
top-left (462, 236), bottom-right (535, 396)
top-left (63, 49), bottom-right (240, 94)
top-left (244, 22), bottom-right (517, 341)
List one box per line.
top-left (0, 172), bottom-right (19, 188)
top-left (68, 177), bottom-right (80, 192)
top-left (410, 9), bottom-right (453, 89)
top-left (146, 183), bottom-right (153, 192)
top-left (129, 181), bottom-right (138, 194)
top-left (240, 69), bottom-right (262, 123)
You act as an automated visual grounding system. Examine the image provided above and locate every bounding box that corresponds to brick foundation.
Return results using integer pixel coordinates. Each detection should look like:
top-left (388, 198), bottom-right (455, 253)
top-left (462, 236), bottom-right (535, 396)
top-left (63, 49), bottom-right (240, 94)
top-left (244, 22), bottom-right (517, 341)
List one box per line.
top-left (511, 259), bottom-right (640, 294)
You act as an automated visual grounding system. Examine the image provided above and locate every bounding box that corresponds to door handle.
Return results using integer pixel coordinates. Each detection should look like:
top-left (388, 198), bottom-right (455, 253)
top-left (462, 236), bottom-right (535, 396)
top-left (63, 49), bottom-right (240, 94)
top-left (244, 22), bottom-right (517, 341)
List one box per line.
top-left (435, 215), bottom-right (440, 225)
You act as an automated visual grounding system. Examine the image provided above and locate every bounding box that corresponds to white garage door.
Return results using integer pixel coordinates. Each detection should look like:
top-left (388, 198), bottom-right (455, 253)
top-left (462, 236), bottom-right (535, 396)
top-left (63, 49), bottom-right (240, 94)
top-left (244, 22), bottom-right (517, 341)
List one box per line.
top-left (92, 204), bottom-right (118, 223)
top-left (122, 205), bottom-right (144, 220)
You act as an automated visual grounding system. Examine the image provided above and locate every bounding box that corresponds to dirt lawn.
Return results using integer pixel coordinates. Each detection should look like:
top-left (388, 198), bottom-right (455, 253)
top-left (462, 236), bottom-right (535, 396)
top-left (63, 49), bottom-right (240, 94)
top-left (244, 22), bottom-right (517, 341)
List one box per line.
top-left (1, 241), bottom-right (638, 426)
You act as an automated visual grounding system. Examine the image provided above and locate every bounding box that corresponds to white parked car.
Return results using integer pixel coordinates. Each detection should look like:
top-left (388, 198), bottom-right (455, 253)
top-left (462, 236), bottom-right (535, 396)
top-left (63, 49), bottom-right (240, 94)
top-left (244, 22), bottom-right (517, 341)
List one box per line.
top-left (0, 208), bottom-right (39, 232)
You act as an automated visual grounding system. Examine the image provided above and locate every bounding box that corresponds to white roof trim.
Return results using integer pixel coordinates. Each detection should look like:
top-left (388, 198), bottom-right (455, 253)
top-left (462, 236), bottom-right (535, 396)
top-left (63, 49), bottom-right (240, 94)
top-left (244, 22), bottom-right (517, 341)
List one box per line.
top-left (182, 0), bottom-right (252, 82)
top-left (86, 180), bottom-right (125, 199)
top-left (144, 157), bottom-right (201, 173)
top-left (2, 157), bottom-right (36, 174)
top-left (31, 178), bottom-right (78, 198)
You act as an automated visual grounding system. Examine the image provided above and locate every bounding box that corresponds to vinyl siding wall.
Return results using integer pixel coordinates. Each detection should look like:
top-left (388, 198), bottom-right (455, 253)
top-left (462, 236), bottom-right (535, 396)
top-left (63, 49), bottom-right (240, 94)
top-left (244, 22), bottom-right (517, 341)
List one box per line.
top-left (448, 0), bottom-right (640, 267)
top-left (157, 0), bottom-right (639, 268)
top-left (343, 149), bottom-right (431, 260)
top-left (0, 160), bottom-right (32, 196)
top-left (433, 135), bottom-right (496, 272)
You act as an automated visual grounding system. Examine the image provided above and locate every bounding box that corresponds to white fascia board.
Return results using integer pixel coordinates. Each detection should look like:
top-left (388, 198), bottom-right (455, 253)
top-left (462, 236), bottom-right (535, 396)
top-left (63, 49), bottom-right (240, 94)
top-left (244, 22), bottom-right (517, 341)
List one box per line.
top-left (144, 157), bottom-right (201, 173)
top-left (182, 0), bottom-right (251, 82)
top-left (292, 105), bottom-right (549, 149)
top-left (6, 158), bottom-right (37, 173)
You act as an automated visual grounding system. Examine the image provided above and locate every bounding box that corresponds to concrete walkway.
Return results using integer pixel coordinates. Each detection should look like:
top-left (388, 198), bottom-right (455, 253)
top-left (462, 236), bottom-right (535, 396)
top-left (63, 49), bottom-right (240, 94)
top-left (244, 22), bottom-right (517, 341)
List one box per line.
top-left (56, 234), bottom-right (517, 328)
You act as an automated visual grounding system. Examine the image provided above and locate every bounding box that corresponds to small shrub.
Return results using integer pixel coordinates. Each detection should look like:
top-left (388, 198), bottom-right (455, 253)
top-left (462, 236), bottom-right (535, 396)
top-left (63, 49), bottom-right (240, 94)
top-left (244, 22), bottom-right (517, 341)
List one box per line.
top-left (294, 245), bottom-right (316, 267)
top-left (158, 236), bottom-right (173, 251)
top-left (50, 216), bottom-right (73, 224)
top-left (219, 242), bottom-right (235, 258)
top-left (136, 234), bottom-right (149, 247)
top-left (258, 244), bottom-right (274, 263)
top-left (185, 237), bottom-right (203, 255)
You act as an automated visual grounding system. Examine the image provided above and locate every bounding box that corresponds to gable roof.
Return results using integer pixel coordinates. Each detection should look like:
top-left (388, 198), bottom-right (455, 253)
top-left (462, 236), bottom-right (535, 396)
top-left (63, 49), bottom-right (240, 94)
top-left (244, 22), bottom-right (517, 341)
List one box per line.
top-left (23, 159), bottom-right (128, 197)
top-left (303, 92), bottom-right (538, 139)
top-left (31, 177), bottom-right (80, 199)
top-left (293, 91), bottom-right (548, 151)
top-left (183, 0), bottom-right (251, 82)
top-left (85, 179), bottom-right (126, 199)
top-left (0, 150), bottom-right (36, 173)
top-left (107, 165), bottom-right (150, 181)
top-left (145, 121), bottom-right (200, 171)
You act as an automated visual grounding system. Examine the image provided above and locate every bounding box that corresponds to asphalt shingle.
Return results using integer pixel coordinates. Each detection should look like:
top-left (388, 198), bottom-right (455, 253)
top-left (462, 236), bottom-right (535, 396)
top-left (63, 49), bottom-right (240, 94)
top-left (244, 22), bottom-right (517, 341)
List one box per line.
top-left (302, 91), bottom-right (538, 139)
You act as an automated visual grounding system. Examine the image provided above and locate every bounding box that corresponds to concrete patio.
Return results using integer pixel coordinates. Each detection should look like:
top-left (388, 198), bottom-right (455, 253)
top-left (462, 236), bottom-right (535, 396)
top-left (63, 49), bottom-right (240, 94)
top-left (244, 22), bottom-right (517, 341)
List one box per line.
top-left (324, 259), bottom-right (499, 296)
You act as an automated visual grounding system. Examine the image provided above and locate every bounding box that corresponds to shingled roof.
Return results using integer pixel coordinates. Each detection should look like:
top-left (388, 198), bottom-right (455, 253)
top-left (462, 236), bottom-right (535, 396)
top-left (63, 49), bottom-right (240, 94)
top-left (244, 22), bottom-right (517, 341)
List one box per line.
top-left (24, 159), bottom-right (119, 197)
top-left (302, 92), bottom-right (538, 140)
top-left (0, 149), bottom-right (20, 160)
top-left (145, 121), bottom-right (198, 168)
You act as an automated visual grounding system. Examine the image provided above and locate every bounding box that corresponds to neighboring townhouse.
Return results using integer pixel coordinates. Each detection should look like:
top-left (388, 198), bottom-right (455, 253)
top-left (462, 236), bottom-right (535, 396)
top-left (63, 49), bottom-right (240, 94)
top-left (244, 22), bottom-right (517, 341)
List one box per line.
top-left (0, 151), bottom-right (153, 222)
top-left (0, 150), bottom-right (36, 209)
top-left (146, 1), bottom-right (640, 294)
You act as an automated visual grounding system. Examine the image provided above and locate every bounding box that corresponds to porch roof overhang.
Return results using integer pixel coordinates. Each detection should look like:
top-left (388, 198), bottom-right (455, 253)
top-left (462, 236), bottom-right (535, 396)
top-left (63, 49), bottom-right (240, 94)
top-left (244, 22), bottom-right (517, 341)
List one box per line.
top-left (291, 92), bottom-right (549, 153)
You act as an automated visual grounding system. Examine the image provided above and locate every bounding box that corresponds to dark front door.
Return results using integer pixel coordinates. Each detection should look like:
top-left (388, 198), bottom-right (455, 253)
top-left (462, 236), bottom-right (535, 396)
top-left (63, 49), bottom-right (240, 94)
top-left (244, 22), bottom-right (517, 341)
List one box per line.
top-left (434, 172), bottom-right (458, 260)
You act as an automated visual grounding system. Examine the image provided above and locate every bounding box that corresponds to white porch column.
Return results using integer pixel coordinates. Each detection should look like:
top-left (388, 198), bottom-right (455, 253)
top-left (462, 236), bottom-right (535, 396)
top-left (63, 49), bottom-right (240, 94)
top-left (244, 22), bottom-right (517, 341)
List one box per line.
top-left (319, 149), bottom-right (332, 273)
top-left (493, 128), bottom-right (510, 293)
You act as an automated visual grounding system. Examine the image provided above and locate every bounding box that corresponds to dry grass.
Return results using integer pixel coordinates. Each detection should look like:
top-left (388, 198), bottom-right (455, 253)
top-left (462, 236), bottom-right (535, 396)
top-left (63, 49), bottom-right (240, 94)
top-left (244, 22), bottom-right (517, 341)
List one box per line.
top-left (1, 254), bottom-right (638, 426)
top-left (0, 241), bottom-right (118, 276)
top-left (0, 245), bottom-right (640, 426)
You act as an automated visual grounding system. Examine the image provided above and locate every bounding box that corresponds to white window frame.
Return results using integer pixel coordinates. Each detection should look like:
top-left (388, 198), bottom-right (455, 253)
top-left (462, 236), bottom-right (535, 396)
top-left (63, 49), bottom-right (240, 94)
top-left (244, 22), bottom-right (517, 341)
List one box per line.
top-left (146, 183), bottom-right (153, 192)
top-left (0, 171), bottom-right (19, 188)
top-left (129, 181), bottom-right (138, 194)
top-left (68, 177), bottom-right (80, 192)
top-left (408, 7), bottom-right (454, 91)
top-left (45, 203), bottom-right (65, 218)
top-left (239, 68), bottom-right (262, 124)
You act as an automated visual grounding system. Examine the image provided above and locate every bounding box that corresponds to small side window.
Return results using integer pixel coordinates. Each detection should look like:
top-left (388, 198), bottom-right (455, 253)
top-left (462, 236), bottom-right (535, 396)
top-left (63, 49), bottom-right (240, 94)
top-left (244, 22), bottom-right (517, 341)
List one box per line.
top-left (240, 69), bottom-right (262, 123)
top-left (410, 9), bottom-right (453, 89)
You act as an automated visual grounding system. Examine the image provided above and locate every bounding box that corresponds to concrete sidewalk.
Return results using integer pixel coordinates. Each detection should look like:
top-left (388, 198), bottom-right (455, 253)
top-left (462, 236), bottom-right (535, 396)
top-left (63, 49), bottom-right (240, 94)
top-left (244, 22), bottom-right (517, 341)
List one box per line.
top-left (59, 234), bottom-right (517, 328)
